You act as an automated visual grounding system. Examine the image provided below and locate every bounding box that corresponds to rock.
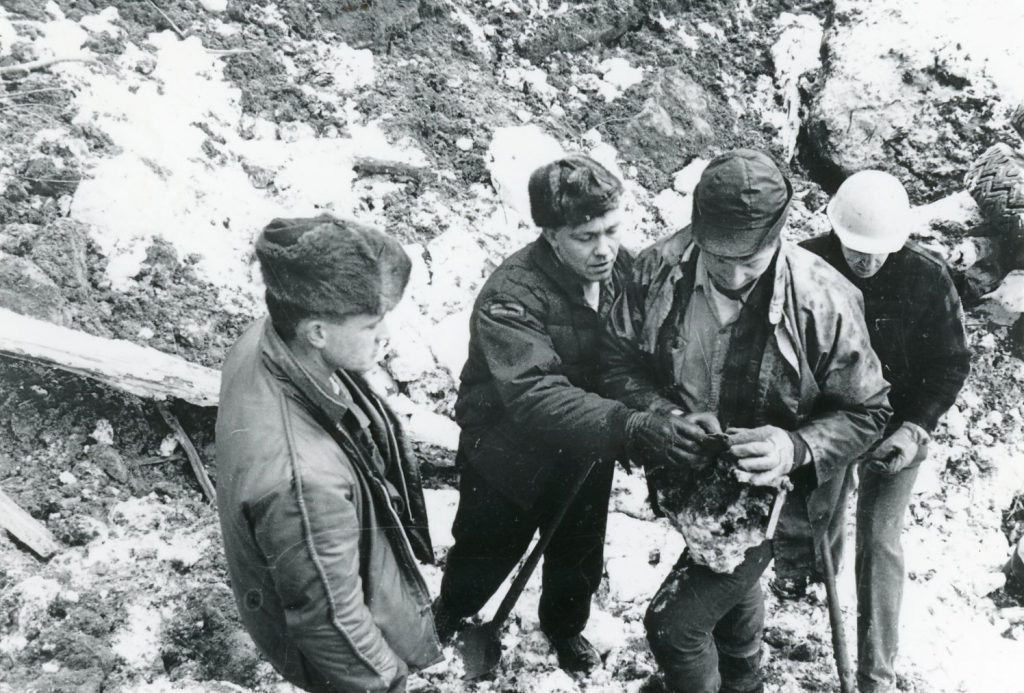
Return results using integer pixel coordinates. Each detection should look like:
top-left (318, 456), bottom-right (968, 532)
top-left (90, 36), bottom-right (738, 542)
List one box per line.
top-left (90, 445), bottom-right (129, 483)
top-left (807, 0), bottom-right (1024, 200)
top-left (518, 0), bottom-right (643, 62)
top-left (59, 472), bottom-right (77, 485)
top-left (0, 253), bottom-right (67, 324)
top-left (981, 270), bottom-right (1024, 323)
top-left (90, 420), bottom-right (114, 446)
top-left (619, 67), bottom-right (721, 176)
top-left (911, 191), bottom-right (983, 237)
top-left (290, 0), bottom-right (422, 49)
top-left (1, 219), bottom-right (92, 299)
top-left (197, 0), bottom-right (227, 11)
top-left (19, 157), bottom-right (80, 198)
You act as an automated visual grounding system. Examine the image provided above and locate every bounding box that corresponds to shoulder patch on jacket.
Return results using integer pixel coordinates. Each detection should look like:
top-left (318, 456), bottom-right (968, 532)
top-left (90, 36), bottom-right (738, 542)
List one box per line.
top-left (485, 299), bottom-right (527, 319)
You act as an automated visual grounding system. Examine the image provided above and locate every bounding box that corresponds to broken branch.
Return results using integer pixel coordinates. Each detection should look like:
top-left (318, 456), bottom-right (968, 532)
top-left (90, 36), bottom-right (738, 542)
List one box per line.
top-left (0, 57), bottom-right (98, 76)
top-left (353, 156), bottom-right (429, 184)
top-left (147, 0), bottom-right (187, 40)
top-left (0, 487), bottom-right (60, 559)
top-left (157, 403), bottom-right (217, 504)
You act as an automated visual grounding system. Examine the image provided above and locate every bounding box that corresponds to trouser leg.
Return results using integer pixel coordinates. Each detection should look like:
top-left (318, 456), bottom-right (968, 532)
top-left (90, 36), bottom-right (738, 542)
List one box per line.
top-left (855, 457), bottom-right (922, 693)
top-left (645, 542), bottom-right (774, 693)
top-left (440, 466), bottom-right (538, 619)
top-left (538, 459), bottom-right (615, 639)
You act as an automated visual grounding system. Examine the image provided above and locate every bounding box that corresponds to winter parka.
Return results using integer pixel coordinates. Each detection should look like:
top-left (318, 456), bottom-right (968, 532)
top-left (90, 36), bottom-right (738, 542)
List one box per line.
top-left (215, 319), bottom-right (442, 693)
top-left (454, 237), bottom-right (634, 510)
top-left (600, 228), bottom-right (892, 552)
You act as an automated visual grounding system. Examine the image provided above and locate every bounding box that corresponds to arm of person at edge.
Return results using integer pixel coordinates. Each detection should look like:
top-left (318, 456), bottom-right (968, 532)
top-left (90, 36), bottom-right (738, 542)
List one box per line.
top-left (474, 290), bottom-right (637, 462)
top-left (732, 291), bottom-right (892, 487)
top-left (249, 450), bottom-right (409, 693)
top-left (870, 269), bottom-right (970, 474)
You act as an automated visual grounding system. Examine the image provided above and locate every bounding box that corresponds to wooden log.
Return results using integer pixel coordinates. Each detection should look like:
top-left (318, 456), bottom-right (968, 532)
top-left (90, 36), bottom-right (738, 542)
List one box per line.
top-left (0, 308), bottom-right (457, 451)
top-left (0, 307), bottom-right (220, 407)
top-left (0, 487), bottom-right (60, 559)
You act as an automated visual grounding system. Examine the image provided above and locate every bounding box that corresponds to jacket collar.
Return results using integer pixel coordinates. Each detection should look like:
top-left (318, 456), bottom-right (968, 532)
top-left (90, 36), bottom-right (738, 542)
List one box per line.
top-left (529, 237), bottom-right (618, 309)
top-left (259, 318), bottom-right (371, 430)
top-left (681, 240), bottom-right (789, 326)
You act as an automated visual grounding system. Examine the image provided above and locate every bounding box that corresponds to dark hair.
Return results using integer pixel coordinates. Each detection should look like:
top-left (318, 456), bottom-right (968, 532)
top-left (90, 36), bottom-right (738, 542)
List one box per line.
top-left (255, 214), bottom-right (410, 340)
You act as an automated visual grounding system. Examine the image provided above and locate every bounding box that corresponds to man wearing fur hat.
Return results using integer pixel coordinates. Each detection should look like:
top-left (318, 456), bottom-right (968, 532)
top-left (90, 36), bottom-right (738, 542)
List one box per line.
top-left (601, 149), bottom-right (891, 693)
top-left (216, 215), bottom-right (441, 693)
top-left (798, 171), bottom-right (970, 693)
top-left (434, 154), bottom-right (710, 673)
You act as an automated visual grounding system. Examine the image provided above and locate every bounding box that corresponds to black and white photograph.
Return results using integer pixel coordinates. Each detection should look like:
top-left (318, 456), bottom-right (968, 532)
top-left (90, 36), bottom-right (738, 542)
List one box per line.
top-left (0, 1), bottom-right (1022, 691)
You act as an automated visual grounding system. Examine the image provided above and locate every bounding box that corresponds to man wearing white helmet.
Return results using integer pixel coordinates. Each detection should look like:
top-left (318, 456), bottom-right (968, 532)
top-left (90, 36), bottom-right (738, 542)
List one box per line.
top-left (799, 170), bottom-right (971, 693)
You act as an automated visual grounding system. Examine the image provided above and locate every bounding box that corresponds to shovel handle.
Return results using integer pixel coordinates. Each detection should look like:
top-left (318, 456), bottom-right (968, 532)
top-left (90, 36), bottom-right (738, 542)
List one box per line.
top-left (819, 535), bottom-right (856, 693)
top-left (489, 457), bottom-right (600, 629)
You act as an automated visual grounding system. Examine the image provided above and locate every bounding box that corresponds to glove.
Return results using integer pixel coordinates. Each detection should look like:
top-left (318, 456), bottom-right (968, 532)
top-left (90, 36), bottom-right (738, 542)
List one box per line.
top-left (867, 422), bottom-right (929, 475)
top-left (626, 410), bottom-right (722, 472)
top-left (728, 425), bottom-right (797, 488)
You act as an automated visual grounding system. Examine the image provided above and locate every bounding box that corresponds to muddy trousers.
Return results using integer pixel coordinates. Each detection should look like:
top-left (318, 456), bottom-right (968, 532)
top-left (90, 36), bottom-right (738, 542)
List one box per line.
top-left (645, 542), bottom-right (774, 693)
top-left (439, 461), bottom-right (614, 639)
top-left (855, 457), bottom-right (923, 693)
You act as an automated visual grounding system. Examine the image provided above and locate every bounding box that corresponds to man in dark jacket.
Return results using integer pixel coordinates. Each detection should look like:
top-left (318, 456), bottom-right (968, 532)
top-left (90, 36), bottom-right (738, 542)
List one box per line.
top-left (216, 215), bottom-right (441, 693)
top-left (601, 149), bottom-right (891, 693)
top-left (435, 154), bottom-right (710, 673)
top-left (799, 170), bottom-right (970, 693)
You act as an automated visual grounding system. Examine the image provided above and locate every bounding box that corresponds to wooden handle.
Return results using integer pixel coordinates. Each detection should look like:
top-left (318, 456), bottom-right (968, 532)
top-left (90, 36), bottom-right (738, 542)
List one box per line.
top-left (490, 458), bottom-right (600, 628)
top-left (819, 536), bottom-right (856, 693)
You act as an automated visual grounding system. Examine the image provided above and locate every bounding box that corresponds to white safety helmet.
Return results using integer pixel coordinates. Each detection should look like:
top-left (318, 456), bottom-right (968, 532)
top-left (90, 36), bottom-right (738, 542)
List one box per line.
top-left (826, 170), bottom-right (912, 254)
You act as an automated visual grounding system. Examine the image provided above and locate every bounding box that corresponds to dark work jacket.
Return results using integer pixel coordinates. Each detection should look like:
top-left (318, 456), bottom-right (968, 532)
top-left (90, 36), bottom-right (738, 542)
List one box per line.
top-left (455, 237), bottom-right (634, 511)
top-left (801, 233), bottom-right (970, 433)
top-left (601, 228), bottom-right (891, 560)
top-left (216, 319), bottom-right (441, 693)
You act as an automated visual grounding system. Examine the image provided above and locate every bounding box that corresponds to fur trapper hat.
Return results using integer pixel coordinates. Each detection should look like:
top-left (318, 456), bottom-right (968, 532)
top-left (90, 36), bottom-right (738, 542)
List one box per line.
top-left (255, 214), bottom-right (410, 318)
top-left (528, 154), bottom-right (623, 229)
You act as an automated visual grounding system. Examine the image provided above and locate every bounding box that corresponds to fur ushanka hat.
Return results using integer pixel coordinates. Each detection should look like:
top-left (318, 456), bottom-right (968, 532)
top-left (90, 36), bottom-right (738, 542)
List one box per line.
top-left (255, 214), bottom-right (411, 318)
top-left (528, 154), bottom-right (623, 229)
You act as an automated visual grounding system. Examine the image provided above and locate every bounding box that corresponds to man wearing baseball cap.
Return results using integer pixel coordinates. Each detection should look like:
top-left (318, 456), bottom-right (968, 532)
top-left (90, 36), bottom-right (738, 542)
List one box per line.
top-left (799, 171), bottom-right (970, 693)
top-left (216, 215), bottom-right (441, 693)
top-left (435, 154), bottom-right (712, 673)
top-left (601, 149), bottom-right (891, 693)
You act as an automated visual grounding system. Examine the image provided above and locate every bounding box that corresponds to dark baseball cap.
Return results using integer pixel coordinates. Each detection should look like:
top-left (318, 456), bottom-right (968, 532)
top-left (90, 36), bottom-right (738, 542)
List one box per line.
top-left (691, 149), bottom-right (793, 258)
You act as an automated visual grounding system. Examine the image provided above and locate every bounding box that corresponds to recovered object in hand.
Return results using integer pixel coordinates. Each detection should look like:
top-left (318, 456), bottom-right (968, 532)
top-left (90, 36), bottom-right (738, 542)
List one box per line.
top-left (655, 432), bottom-right (784, 573)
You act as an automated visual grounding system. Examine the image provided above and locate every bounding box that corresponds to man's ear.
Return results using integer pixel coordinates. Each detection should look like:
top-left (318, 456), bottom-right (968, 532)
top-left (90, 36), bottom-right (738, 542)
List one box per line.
top-left (296, 319), bottom-right (328, 349)
top-left (541, 226), bottom-right (560, 245)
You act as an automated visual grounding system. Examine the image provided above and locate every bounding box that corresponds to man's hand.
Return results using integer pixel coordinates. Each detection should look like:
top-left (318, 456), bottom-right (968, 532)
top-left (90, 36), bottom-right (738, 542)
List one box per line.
top-left (728, 425), bottom-right (795, 487)
top-left (626, 411), bottom-right (722, 471)
top-left (867, 422), bottom-right (929, 475)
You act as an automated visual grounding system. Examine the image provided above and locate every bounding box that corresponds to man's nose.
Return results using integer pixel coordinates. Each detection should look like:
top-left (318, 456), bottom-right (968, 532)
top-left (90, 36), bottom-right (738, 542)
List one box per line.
top-left (594, 236), bottom-right (612, 259)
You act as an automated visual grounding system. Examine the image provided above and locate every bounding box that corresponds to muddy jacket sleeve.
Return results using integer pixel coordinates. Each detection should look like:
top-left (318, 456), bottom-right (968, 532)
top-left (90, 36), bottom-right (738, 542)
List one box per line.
top-left (248, 456), bottom-right (406, 693)
top-left (900, 272), bottom-right (971, 431)
top-left (474, 291), bottom-right (634, 459)
top-left (796, 291), bottom-right (892, 485)
top-left (600, 262), bottom-right (679, 414)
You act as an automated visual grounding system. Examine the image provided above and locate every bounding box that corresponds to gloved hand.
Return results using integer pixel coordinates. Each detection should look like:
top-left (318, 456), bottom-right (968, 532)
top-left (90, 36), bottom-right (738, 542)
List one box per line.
top-left (728, 425), bottom-right (796, 487)
top-left (626, 410), bottom-right (722, 472)
top-left (867, 422), bottom-right (929, 475)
